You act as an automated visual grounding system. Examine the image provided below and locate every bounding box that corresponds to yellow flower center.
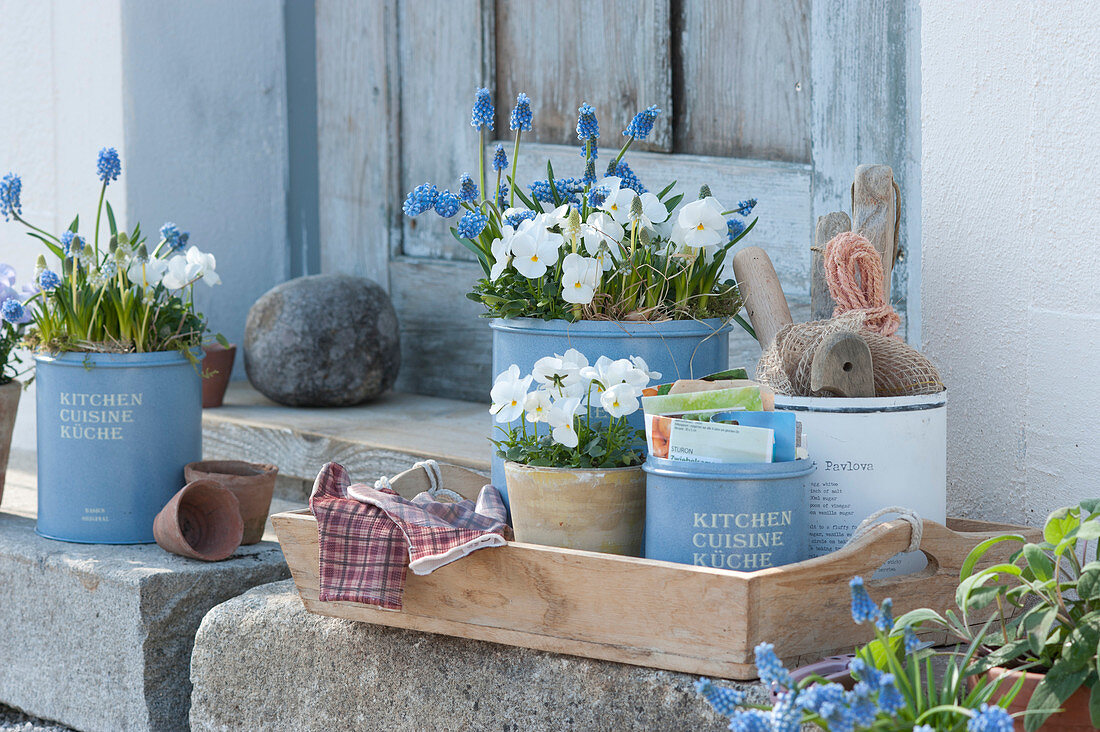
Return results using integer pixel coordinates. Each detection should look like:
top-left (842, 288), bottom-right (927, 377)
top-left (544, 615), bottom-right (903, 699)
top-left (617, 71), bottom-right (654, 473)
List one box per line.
top-left (696, 223), bottom-right (705, 230)
top-left (574, 281), bottom-right (582, 288)
top-left (530, 255), bottom-right (538, 262)
top-left (511, 399), bottom-right (518, 407)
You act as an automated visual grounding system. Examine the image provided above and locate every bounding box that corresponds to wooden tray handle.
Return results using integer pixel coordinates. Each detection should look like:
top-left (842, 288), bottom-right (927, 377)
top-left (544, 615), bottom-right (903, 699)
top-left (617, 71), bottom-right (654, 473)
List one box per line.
top-left (388, 462), bottom-right (488, 502)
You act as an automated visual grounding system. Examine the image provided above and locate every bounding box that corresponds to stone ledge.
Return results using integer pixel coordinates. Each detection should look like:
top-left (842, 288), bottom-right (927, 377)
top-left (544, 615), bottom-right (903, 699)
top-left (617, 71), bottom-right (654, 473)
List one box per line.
top-left (190, 580), bottom-right (762, 731)
top-left (0, 508), bottom-right (290, 732)
top-left (202, 383), bottom-right (489, 501)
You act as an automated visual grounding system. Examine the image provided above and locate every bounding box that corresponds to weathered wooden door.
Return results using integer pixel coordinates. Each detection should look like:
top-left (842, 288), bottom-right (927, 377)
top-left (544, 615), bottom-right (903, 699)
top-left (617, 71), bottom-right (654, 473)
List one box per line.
top-left (316, 0), bottom-right (918, 402)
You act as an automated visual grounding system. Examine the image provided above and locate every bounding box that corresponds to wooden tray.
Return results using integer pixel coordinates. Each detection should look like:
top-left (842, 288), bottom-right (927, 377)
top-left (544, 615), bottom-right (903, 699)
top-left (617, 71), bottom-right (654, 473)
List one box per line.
top-left (272, 463), bottom-right (1039, 680)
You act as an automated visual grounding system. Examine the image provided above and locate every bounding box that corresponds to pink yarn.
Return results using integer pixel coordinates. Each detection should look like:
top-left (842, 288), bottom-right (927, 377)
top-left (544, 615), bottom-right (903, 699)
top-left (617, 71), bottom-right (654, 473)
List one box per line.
top-left (823, 231), bottom-right (900, 337)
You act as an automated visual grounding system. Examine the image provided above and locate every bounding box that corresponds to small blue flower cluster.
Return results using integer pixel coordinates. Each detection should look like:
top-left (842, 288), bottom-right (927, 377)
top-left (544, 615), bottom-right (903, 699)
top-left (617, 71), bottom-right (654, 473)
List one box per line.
top-left (587, 185), bottom-right (609, 209)
top-left (492, 144), bottom-right (508, 172)
top-left (39, 270), bottom-right (61, 291)
top-left (471, 88), bottom-right (494, 131)
top-left (612, 161), bottom-right (646, 194)
top-left (459, 173), bottom-right (479, 203)
top-left (875, 598), bottom-right (894, 633)
top-left (754, 644), bottom-right (793, 691)
top-left (577, 103), bottom-right (599, 141)
top-left (734, 198), bottom-right (758, 216)
top-left (528, 177), bottom-right (584, 206)
top-left (434, 190), bottom-right (461, 218)
top-left (693, 678), bottom-right (743, 717)
top-left (0, 173), bottom-right (22, 221)
top-left (968, 703), bottom-right (1014, 732)
top-left (160, 222), bottom-right (190, 253)
top-left (623, 105), bottom-right (661, 140)
top-left (496, 182), bottom-right (509, 210)
top-left (1, 298), bottom-right (27, 324)
top-left (849, 577), bottom-right (880, 625)
top-left (583, 158), bottom-right (597, 185)
top-left (97, 147), bottom-right (121, 185)
top-left (503, 209), bottom-right (535, 227)
top-left (61, 231), bottom-right (86, 258)
top-left (509, 92), bottom-right (532, 132)
top-left (456, 210), bottom-right (488, 239)
top-left (403, 182), bottom-right (439, 217)
top-left (727, 218), bottom-right (746, 242)
top-left (903, 625), bottom-right (920, 654)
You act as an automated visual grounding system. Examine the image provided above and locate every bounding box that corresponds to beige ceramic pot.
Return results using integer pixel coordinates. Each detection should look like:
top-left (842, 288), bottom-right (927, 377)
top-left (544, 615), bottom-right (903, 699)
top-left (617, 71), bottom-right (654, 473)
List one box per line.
top-left (185, 460), bottom-right (278, 544)
top-left (503, 462), bottom-right (645, 556)
top-left (0, 379), bottom-right (21, 508)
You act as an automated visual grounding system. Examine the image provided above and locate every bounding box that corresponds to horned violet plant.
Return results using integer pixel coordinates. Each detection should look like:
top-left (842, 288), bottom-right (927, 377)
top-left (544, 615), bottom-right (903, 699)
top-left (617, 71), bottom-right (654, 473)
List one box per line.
top-left (0, 264), bottom-right (32, 384)
top-left (490, 349), bottom-right (657, 469)
top-left (1, 149), bottom-right (224, 357)
top-left (402, 90), bottom-right (758, 331)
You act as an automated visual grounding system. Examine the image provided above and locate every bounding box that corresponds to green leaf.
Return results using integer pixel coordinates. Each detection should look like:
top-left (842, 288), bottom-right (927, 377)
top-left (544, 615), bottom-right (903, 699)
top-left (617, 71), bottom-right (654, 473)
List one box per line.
top-left (655, 181), bottom-right (676, 200)
top-left (1078, 519), bottom-right (1100, 541)
top-left (961, 534), bottom-right (1026, 579)
top-left (105, 201), bottom-right (117, 237)
top-left (1045, 506), bottom-right (1079, 545)
top-left (1023, 544), bottom-right (1055, 581)
top-left (214, 332), bottom-right (231, 348)
top-left (67, 215), bottom-right (79, 233)
top-left (1062, 612), bottom-right (1100, 670)
top-left (1026, 662), bottom-right (1089, 732)
top-left (1080, 565), bottom-right (1100, 601)
top-left (1024, 606), bottom-right (1058, 656)
top-left (26, 231), bottom-right (65, 260)
top-left (1079, 498), bottom-right (1100, 515)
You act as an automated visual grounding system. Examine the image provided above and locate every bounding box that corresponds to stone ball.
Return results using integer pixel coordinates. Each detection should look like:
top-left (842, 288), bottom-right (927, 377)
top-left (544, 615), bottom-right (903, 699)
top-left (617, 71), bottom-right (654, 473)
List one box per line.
top-left (244, 274), bottom-right (400, 407)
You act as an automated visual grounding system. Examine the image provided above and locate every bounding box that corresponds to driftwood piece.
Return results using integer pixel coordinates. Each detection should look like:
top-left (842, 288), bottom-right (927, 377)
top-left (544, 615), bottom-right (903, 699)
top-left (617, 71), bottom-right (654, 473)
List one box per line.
top-left (810, 331), bottom-right (875, 397)
top-left (851, 164), bottom-right (901, 302)
top-left (732, 246), bottom-right (793, 349)
top-left (811, 211), bottom-right (852, 320)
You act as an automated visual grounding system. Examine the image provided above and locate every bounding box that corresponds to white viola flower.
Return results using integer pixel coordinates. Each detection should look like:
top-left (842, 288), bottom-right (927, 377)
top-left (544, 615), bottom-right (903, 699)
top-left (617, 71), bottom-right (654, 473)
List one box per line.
top-left (600, 382), bottom-right (640, 419)
top-left (547, 396), bottom-right (582, 448)
top-left (629, 355), bottom-right (661, 382)
top-left (543, 204), bottom-right (572, 232)
top-left (511, 227), bottom-right (560, 279)
top-left (582, 211), bottom-right (623, 272)
top-left (637, 192), bottom-right (670, 228)
top-left (602, 187), bottom-right (638, 226)
top-left (489, 365), bottom-right (533, 423)
top-left (126, 257), bottom-right (168, 287)
top-left (160, 254), bottom-right (196, 290)
top-left (561, 252), bottom-right (600, 305)
top-left (523, 390), bottom-right (553, 423)
top-left (532, 354), bottom-right (582, 396)
top-left (672, 197), bottom-right (726, 250)
top-left (489, 226), bottom-right (516, 281)
top-left (558, 348), bottom-right (589, 371)
top-left (185, 246), bottom-right (221, 287)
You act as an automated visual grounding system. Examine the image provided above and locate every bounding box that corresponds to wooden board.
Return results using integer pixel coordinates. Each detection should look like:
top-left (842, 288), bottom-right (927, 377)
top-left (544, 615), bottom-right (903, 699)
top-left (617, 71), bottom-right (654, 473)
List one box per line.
top-left (274, 504), bottom-right (1040, 680)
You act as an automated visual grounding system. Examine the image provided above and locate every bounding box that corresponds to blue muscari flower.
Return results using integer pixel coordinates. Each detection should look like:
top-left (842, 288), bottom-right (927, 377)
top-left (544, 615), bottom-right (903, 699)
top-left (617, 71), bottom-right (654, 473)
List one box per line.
top-left (528, 178), bottom-right (582, 206)
top-left (583, 157), bottom-right (597, 185)
top-left (38, 270), bottom-right (61, 291)
top-left (968, 704), bottom-right (1014, 732)
top-left (903, 625), bottom-right (920, 654)
top-left (754, 643), bottom-right (792, 691)
top-left (587, 186), bottom-right (609, 209)
top-left (60, 231), bottom-right (86, 258)
top-left (504, 209), bottom-right (536, 227)
top-left (623, 105), bottom-right (661, 140)
top-left (846, 682), bottom-right (877, 727)
top-left (849, 658), bottom-right (882, 688)
top-left (694, 678), bottom-right (743, 718)
top-left (799, 683), bottom-right (853, 731)
top-left (471, 88), bottom-right (494, 131)
top-left (434, 190), bottom-right (461, 218)
top-left (735, 198), bottom-right (758, 216)
top-left (402, 182), bottom-right (439, 217)
top-left (509, 92), bottom-right (532, 132)
top-left (492, 144), bottom-right (508, 172)
top-left (0, 173), bottom-right (22, 221)
top-left (1, 298), bottom-right (27, 324)
top-left (875, 598), bottom-right (894, 632)
top-left (849, 577), bottom-right (880, 625)
top-left (160, 222), bottom-right (190, 252)
top-left (577, 103), bottom-right (599, 141)
top-left (769, 692), bottom-right (802, 732)
top-left (727, 218), bottom-right (746, 242)
top-left (456, 209), bottom-right (488, 239)
top-left (728, 709), bottom-right (771, 732)
top-left (459, 173), bottom-right (479, 203)
top-left (612, 161), bottom-right (646, 194)
top-left (580, 137), bottom-right (598, 160)
top-left (876, 674), bottom-right (904, 715)
top-left (496, 182), bottom-right (509, 210)
top-left (96, 147), bottom-right (121, 184)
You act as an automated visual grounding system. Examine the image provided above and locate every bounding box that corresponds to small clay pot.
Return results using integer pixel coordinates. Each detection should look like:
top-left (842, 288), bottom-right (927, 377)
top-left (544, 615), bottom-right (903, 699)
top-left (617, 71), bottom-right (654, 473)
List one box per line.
top-left (185, 460), bottom-right (278, 544)
top-left (154, 480), bottom-right (243, 561)
top-left (0, 379), bottom-right (21, 509)
top-left (201, 343), bottom-right (237, 408)
top-left (981, 667), bottom-right (1094, 731)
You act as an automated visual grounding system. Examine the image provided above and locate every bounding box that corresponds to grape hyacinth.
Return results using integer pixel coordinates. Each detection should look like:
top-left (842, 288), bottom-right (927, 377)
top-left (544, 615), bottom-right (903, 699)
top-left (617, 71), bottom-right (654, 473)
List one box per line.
top-left (612, 161), bottom-right (646, 194)
top-left (434, 190), bottom-right (461, 218)
top-left (623, 105), bottom-right (661, 140)
top-left (456, 210), bottom-right (488, 239)
top-left (509, 92), bottom-right (532, 132)
top-left (0, 173), bottom-right (22, 221)
top-left (492, 144), bottom-right (508, 172)
top-left (583, 157), bottom-right (597, 185)
top-left (96, 147), bottom-right (121, 184)
top-left (876, 675), bottom-right (904, 714)
top-left (693, 678), bottom-right (743, 717)
top-left (529, 178), bottom-right (582, 206)
top-left (849, 577), bottom-right (880, 624)
top-left (875, 598), bottom-right (894, 632)
top-left (968, 704), bottom-right (1014, 732)
top-left (160, 222), bottom-right (190, 253)
top-left (734, 198), bottom-right (758, 216)
top-left (587, 185), bottom-right (609, 209)
top-left (39, 270), bottom-right (61, 291)
top-left (503, 209), bottom-right (535, 227)
top-left (1, 299), bottom-right (28, 324)
top-left (402, 183), bottom-right (439, 217)
top-left (458, 173), bottom-right (479, 203)
top-left (727, 218), bottom-right (746, 241)
top-left (754, 643), bottom-right (793, 691)
top-left (471, 88), bottom-right (494, 131)
top-left (903, 625), bottom-right (920, 654)
top-left (496, 182), bottom-right (509, 210)
top-left (577, 103), bottom-right (599, 141)
top-left (61, 231), bottom-right (86, 258)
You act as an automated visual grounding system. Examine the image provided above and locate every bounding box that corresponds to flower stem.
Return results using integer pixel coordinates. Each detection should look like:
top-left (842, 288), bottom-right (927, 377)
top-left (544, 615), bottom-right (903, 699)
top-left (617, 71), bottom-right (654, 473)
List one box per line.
top-left (611, 136), bottom-right (635, 170)
top-left (93, 182), bottom-right (106, 259)
top-left (509, 131), bottom-right (521, 208)
top-left (478, 129), bottom-right (487, 206)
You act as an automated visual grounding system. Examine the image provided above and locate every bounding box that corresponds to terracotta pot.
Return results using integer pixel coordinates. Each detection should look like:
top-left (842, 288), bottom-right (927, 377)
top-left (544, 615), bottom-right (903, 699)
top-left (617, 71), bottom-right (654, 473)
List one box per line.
top-left (0, 380), bottom-right (20, 508)
top-left (503, 462), bottom-right (645, 556)
top-left (201, 343), bottom-right (236, 408)
top-left (185, 460), bottom-right (278, 544)
top-left (154, 479), bottom-right (243, 561)
top-left (982, 667), bottom-right (1094, 731)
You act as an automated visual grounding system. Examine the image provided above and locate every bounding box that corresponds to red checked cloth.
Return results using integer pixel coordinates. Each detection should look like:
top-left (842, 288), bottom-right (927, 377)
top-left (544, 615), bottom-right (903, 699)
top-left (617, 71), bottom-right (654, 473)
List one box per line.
top-left (309, 461), bottom-right (511, 610)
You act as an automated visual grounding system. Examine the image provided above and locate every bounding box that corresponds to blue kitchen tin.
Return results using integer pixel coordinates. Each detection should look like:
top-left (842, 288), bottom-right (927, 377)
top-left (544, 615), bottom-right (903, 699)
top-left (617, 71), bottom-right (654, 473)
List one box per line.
top-left (643, 456), bottom-right (814, 570)
top-left (34, 350), bottom-right (202, 544)
top-left (490, 317), bottom-right (732, 502)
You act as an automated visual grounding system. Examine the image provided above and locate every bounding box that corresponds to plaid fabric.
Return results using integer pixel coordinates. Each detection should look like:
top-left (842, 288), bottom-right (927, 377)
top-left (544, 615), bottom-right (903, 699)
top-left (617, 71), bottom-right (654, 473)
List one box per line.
top-left (310, 462), bottom-right (510, 610)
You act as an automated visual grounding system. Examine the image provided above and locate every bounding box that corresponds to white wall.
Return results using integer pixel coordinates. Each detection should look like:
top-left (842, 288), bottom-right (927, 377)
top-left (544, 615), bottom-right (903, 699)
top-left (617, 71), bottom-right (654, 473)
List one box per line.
top-left (921, 1), bottom-right (1100, 525)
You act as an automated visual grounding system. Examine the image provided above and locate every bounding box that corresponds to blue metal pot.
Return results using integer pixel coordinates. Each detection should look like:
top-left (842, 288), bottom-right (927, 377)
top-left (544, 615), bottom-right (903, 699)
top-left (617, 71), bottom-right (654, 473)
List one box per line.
top-left (34, 350), bottom-right (202, 544)
top-left (643, 456), bottom-right (814, 570)
top-left (489, 317), bottom-right (732, 502)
